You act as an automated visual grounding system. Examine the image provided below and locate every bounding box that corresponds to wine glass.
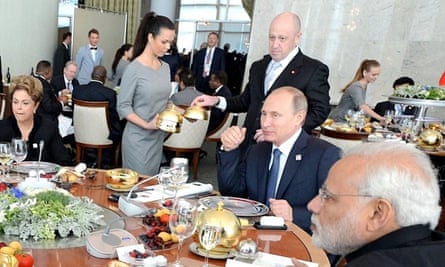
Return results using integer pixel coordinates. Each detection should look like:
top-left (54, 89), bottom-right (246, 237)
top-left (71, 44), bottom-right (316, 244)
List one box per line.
top-left (384, 110), bottom-right (394, 130)
top-left (344, 109), bottom-right (354, 125)
top-left (170, 158), bottom-right (189, 198)
top-left (168, 198), bottom-right (198, 267)
top-left (158, 166), bottom-right (172, 207)
top-left (11, 138), bottom-right (27, 167)
top-left (0, 142), bottom-right (11, 178)
top-left (199, 224), bottom-right (221, 267)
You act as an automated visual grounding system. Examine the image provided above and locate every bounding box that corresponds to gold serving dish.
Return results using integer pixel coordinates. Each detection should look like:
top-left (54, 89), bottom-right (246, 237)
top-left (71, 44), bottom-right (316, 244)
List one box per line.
top-left (106, 168), bottom-right (139, 189)
top-left (418, 128), bottom-right (443, 151)
top-left (194, 201), bottom-right (241, 253)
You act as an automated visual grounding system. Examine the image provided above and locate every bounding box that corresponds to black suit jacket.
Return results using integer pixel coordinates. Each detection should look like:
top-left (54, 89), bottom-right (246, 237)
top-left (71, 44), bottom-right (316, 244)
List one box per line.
top-left (218, 130), bottom-right (341, 232)
top-left (191, 47), bottom-right (226, 94)
top-left (53, 43), bottom-right (70, 76)
top-left (72, 81), bottom-right (122, 143)
top-left (51, 74), bottom-right (80, 93)
top-left (207, 85), bottom-right (232, 134)
top-left (36, 76), bottom-right (62, 122)
top-left (226, 50), bottom-right (330, 147)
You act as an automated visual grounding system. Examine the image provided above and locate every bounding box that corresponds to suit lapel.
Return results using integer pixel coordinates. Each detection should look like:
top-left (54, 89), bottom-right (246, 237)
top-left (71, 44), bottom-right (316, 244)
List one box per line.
top-left (275, 131), bottom-right (309, 199)
top-left (257, 143), bottom-right (272, 204)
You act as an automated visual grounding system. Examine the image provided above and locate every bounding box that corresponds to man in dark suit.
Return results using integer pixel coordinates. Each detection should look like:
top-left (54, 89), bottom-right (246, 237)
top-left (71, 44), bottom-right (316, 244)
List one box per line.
top-left (207, 70), bottom-right (232, 134)
top-left (218, 87), bottom-right (341, 233)
top-left (53, 32), bottom-right (72, 76)
top-left (191, 32), bottom-right (226, 95)
top-left (51, 61), bottom-right (80, 95)
top-left (35, 60), bottom-right (63, 122)
top-left (73, 65), bottom-right (121, 144)
top-left (73, 65), bottom-right (121, 168)
top-left (374, 76), bottom-right (419, 117)
top-left (193, 12), bottom-right (331, 151)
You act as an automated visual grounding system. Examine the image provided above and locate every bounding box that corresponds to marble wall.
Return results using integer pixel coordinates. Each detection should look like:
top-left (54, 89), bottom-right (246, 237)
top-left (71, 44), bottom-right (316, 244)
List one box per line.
top-left (247, 0), bottom-right (445, 113)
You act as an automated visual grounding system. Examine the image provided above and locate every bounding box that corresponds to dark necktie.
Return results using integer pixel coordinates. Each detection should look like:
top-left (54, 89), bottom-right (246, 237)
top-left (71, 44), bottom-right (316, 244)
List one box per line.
top-left (66, 81), bottom-right (71, 92)
top-left (266, 148), bottom-right (281, 205)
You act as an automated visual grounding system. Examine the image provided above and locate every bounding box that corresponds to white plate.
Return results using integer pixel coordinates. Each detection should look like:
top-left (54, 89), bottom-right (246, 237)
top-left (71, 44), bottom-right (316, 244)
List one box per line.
top-left (105, 183), bottom-right (133, 192)
top-left (199, 196), bottom-right (269, 217)
top-left (189, 242), bottom-right (235, 259)
top-left (13, 161), bottom-right (61, 174)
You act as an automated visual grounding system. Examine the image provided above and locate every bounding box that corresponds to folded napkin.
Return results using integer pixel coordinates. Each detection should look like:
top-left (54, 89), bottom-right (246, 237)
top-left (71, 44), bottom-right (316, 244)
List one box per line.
top-left (132, 182), bottom-right (213, 203)
top-left (225, 252), bottom-right (318, 267)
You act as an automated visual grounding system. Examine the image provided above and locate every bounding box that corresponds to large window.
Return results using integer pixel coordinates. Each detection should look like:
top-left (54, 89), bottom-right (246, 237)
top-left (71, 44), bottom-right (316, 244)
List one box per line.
top-left (177, 0), bottom-right (251, 54)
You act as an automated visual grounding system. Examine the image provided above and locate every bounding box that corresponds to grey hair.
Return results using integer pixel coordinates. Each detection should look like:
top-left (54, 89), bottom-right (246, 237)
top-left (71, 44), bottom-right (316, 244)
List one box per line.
top-left (346, 142), bottom-right (441, 230)
top-left (270, 86), bottom-right (308, 113)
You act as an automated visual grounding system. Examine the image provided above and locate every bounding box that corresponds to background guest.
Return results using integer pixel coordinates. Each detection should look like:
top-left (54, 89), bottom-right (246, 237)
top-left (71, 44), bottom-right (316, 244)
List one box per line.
top-left (207, 70), bottom-right (232, 134)
top-left (53, 31), bottom-right (72, 76)
top-left (75, 28), bottom-right (104, 85)
top-left (329, 59), bottom-right (385, 122)
top-left (34, 60), bottom-right (64, 122)
top-left (117, 12), bottom-right (175, 176)
top-left (0, 75), bottom-right (72, 165)
top-left (192, 12), bottom-right (331, 154)
top-left (192, 32), bottom-right (225, 94)
top-left (161, 42), bottom-right (181, 82)
top-left (218, 87), bottom-right (341, 233)
top-left (374, 76), bottom-right (418, 117)
top-left (170, 68), bottom-right (202, 106)
top-left (51, 61), bottom-right (79, 95)
top-left (299, 142), bottom-right (444, 267)
top-left (110, 43), bottom-right (133, 88)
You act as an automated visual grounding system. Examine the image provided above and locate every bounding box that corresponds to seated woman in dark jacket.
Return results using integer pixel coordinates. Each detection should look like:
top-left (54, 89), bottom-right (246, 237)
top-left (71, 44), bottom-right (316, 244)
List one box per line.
top-left (0, 75), bottom-right (72, 166)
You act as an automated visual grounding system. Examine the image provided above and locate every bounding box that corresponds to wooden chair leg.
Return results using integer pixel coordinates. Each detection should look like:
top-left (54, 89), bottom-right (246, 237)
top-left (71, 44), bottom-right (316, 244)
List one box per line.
top-left (97, 148), bottom-right (103, 169)
top-left (76, 144), bottom-right (82, 164)
top-left (192, 150), bottom-right (199, 179)
top-left (114, 143), bottom-right (121, 168)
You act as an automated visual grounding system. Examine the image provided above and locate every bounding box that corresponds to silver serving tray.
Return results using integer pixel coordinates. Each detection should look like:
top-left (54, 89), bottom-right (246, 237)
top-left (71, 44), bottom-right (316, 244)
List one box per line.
top-left (199, 196), bottom-right (269, 217)
top-left (13, 161), bottom-right (61, 174)
top-left (388, 96), bottom-right (445, 107)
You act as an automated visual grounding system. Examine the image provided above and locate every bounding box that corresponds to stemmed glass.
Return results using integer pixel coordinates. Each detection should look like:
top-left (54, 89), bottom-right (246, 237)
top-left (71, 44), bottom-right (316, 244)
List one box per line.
top-left (384, 110), bottom-right (394, 130)
top-left (11, 138), bottom-right (27, 168)
top-left (158, 166), bottom-right (173, 207)
top-left (168, 198), bottom-right (198, 267)
top-left (199, 224), bottom-right (222, 267)
top-left (344, 109), bottom-right (354, 126)
top-left (0, 142), bottom-right (12, 178)
top-left (170, 158), bottom-right (189, 199)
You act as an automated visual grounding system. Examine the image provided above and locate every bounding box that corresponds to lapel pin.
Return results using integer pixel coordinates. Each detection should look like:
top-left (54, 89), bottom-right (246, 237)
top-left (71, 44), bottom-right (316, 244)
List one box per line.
top-left (295, 154), bottom-right (302, 161)
top-left (291, 70), bottom-right (296, 74)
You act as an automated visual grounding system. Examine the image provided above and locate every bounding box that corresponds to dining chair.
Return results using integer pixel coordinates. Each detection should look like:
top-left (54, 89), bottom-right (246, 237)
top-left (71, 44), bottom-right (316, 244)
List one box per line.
top-left (0, 93), bottom-right (6, 120)
top-left (72, 99), bottom-right (120, 168)
top-left (163, 110), bottom-right (210, 179)
top-left (206, 112), bottom-right (236, 143)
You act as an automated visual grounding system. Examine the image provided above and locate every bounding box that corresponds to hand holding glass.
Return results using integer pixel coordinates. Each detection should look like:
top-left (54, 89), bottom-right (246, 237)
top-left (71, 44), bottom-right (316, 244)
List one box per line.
top-left (168, 198), bottom-right (197, 267)
top-left (199, 224), bottom-right (221, 267)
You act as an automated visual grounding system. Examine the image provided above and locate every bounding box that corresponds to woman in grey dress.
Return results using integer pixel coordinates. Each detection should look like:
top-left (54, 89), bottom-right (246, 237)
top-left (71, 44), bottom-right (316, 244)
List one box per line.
top-left (118, 12), bottom-right (176, 176)
top-left (110, 43), bottom-right (133, 88)
top-left (330, 59), bottom-right (385, 122)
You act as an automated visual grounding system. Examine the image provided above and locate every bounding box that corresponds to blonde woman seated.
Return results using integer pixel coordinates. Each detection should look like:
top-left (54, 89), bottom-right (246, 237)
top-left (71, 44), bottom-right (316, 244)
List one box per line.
top-left (0, 75), bottom-right (72, 165)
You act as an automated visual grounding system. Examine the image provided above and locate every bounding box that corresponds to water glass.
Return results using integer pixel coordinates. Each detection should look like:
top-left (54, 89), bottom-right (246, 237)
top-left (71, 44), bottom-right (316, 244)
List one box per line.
top-left (170, 158), bottom-right (189, 197)
top-left (0, 142), bottom-right (11, 178)
top-left (199, 224), bottom-right (221, 267)
top-left (158, 166), bottom-right (172, 207)
top-left (11, 138), bottom-right (27, 165)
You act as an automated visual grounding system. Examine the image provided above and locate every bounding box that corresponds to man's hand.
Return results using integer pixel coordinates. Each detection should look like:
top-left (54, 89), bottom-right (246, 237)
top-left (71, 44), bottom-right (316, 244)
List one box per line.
top-left (191, 95), bottom-right (219, 107)
top-left (269, 199), bottom-right (293, 221)
top-left (220, 126), bottom-right (247, 151)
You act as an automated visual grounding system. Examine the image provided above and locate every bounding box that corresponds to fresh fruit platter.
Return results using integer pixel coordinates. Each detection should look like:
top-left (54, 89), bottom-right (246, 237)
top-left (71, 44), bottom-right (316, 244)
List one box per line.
top-left (139, 208), bottom-right (179, 250)
top-left (0, 240), bottom-right (34, 267)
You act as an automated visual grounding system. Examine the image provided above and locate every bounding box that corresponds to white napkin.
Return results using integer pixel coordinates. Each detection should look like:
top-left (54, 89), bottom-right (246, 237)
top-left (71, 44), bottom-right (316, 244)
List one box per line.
top-left (225, 252), bottom-right (318, 267)
top-left (132, 182), bottom-right (213, 203)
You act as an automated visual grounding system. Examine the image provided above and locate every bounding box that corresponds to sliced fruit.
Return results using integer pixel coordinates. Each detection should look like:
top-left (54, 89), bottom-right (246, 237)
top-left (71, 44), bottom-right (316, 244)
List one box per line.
top-left (170, 233), bottom-right (179, 243)
top-left (8, 241), bottom-right (22, 251)
top-left (175, 224), bottom-right (186, 234)
top-left (158, 231), bottom-right (171, 242)
top-left (159, 214), bottom-right (170, 224)
top-left (0, 246), bottom-right (16, 255)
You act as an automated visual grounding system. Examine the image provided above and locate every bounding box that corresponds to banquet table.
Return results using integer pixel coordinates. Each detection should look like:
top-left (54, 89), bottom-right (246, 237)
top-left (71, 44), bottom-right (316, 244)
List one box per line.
top-left (13, 170), bottom-right (329, 267)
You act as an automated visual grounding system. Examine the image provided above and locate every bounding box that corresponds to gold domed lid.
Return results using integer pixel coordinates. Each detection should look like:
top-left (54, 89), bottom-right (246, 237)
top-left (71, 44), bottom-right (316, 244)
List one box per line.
top-left (196, 201), bottom-right (241, 248)
top-left (419, 128), bottom-right (443, 146)
top-left (183, 105), bottom-right (208, 120)
top-left (157, 105), bottom-right (183, 133)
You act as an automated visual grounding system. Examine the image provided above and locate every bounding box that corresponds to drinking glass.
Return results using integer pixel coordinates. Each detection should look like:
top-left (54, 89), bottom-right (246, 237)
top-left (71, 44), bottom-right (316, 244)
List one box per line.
top-left (384, 110), bottom-right (394, 130)
top-left (158, 166), bottom-right (172, 207)
top-left (344, 109), bottom-right (354, 125)
top-left (168, 198), bottom-right (198, 267)
top-left (170, 158), bottom-right (189, 198)
top-left (11, 138), bottom-right (27, 166)
top-left (199, 224), bottom-right (221, 267)
top-left (0, 142), bottom-right (11, 178)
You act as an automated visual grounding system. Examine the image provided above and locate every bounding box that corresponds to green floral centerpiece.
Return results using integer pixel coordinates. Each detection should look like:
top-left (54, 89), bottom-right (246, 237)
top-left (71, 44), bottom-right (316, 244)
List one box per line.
top-left (394, 85), bottom-right (445, 100)
top-left (0, 188), bottom-right (106, 240)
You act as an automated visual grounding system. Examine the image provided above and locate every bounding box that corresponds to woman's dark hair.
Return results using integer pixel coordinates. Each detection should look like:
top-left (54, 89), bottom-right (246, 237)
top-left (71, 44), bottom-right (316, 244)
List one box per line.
top-left (112, 43), bottom-right (133, 75)
top-left (133, 12), bottom-right (175, 59)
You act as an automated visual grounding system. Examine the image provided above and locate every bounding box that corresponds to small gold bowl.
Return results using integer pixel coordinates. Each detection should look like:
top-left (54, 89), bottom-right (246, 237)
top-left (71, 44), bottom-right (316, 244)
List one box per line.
top-left (106, 168), bottom-right (139, 189)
